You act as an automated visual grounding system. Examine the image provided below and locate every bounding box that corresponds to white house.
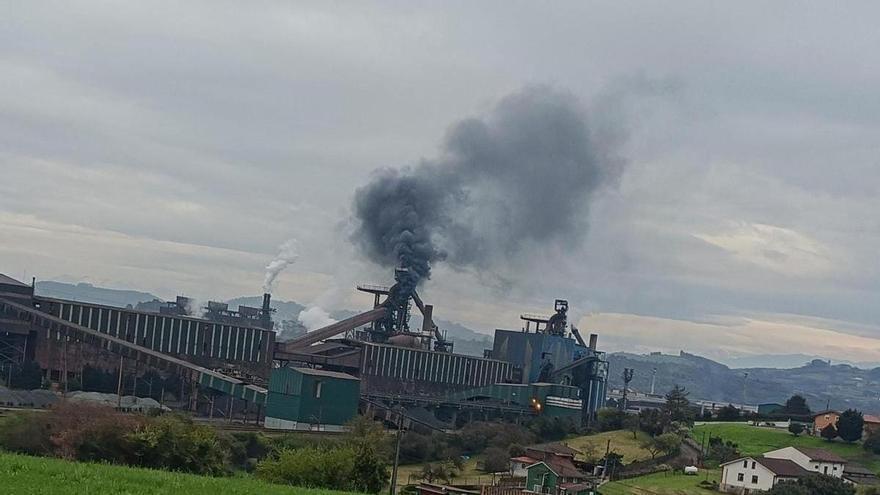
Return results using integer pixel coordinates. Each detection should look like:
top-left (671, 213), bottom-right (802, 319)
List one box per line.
top-left (720, 456), bottom-right (809, 494)
top-left (509, 456), bottom-right (537, 477)
top-left (763, 447), bottom-right (847, 478)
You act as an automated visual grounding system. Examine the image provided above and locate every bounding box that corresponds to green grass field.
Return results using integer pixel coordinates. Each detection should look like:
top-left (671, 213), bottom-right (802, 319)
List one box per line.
top-left (395, 456), bottom-right (497, 487)
top-left (566, 429), bottom-right (656, 464)
top-left (693, 423), bottom-right (880, 472)
top-left (0, 451), bottom-right (360, 495)
top-left (394, 430), bottom-right (656, 488)
top-left (600, 470), bottom-right (720, 495)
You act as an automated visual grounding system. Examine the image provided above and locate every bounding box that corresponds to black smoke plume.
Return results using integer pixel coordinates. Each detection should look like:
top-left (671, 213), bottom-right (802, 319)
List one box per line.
top-left (352, 86), bottom-right (624, 285)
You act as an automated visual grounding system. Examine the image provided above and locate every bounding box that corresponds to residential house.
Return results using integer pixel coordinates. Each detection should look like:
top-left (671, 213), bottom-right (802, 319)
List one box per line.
top-left (813, 410), bottom-right (840, 435)
top-left (763, 447), bottom-right (847, 478)
top-left (510, 456), bottom-right (537, 477)
top-left (524, 458), bottom-right (593, 495)
top-left (720, 456), bottom-right (809, 494)
top-left (511, 442), bottom-right (582, 480)
top-left (864, 414), bottom-right (880, 437)
top-left (524, 443), bottom-right (582, 462)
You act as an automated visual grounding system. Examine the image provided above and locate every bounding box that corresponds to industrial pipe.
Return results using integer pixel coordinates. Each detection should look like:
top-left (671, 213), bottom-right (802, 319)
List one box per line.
top-left (279, 307), bottom-right (388, 350)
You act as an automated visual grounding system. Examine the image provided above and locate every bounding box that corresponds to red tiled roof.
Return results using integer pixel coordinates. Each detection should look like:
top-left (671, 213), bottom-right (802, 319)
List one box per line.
top-left (510, 456), bottom-right (537, 464)
top-left (864, 414), bottom-right (880, 424)
top-left (812, 410), bottom-right (840, 418)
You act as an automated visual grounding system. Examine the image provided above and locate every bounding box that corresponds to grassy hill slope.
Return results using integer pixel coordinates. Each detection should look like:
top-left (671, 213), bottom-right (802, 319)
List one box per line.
top-left (0, 451), bottom-right (359, 495)
top-left (693, 423), bottom-right (880, 472)
top-left (600, 470), bottom-right (720, 495)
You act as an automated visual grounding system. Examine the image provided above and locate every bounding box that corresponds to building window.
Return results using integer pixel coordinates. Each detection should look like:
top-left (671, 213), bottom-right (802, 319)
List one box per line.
top-left (751, 475), bottom-right (758, 484)
top-left (833, 466), bottom-right (838, 471)
top-left (743, 460), bottom-right (748, 468)
top-left (314, 380), bottom-right (323, 398)
top-left (824, 466), bottom-right (829, 474)
top-left (751, 461), bottom-right (756, 469)
top-left (737, 473), bottom-right (744, 482)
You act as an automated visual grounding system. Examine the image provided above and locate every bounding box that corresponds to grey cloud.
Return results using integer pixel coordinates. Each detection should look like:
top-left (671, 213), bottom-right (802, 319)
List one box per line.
top-left (3, 1), bottom-right (880, 356)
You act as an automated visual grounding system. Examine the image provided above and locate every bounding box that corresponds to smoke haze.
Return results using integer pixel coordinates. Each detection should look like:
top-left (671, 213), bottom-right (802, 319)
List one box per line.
top-left (262, 239), bottom-right (298, 293)
top-left (352, 86), bottom-right (625, 284)
top-left (298, 306), bottom-right (338, 331)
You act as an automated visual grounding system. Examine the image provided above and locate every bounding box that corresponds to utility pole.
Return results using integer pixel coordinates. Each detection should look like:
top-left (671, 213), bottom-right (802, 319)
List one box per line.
top-left (621, 368), bottom-right (634, 411)
top-left (602, 438), bottom-right (611, 480)
top-left (116, 354), bottom-right (124, 409)
top-left (650, 367), bottom-right (657, 395)
top-left (389, 406), bottom-right (404, 495)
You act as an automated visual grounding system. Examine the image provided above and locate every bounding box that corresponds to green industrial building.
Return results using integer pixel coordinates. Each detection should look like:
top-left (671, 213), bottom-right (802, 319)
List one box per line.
top-left (446, 382), bottom-right (583, 418)
top-left (265, 367), bottom-right (360, 431)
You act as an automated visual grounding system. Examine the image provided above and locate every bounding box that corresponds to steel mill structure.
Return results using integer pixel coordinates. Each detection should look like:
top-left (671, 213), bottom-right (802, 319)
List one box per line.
top-left (0, 270), bottom-right (608, 429)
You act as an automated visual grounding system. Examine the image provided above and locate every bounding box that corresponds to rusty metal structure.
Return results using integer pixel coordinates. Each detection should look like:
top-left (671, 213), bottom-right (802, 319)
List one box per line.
top-left (0, 269), bottom-right (608, 427)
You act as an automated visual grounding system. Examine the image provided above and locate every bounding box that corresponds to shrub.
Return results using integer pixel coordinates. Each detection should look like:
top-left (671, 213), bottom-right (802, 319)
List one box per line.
top-left (788, 423), bottom-right (805, 436)
top-left (127, 414), bottom-right (228, 475)
top-left (482, 447), bottom-right (509, 473)
top-left (47, 402), bottom-right (144, 461)
top-left (257, 445), bottom-right (387, 493)
top-left (0, 412), bottom-right (52, 455)
top-left (706, 436), bottom-right (739, 463)
top-left (767, 474), bottom-right (854, 495)
top-left (821, 424), bottom-right (839, 442)
top-left (863, 432), bottom-right (880, 455)
top-left (596, 408), bottom-right (626, 431)
top-left (716, 404), bottom-right (741, 421)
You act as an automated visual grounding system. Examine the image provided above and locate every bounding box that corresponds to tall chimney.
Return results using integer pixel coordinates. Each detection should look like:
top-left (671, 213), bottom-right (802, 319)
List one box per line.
top-left (588, 333), bottom-right (598, 350)
top-left (261, 293), bottom-right (273, 330)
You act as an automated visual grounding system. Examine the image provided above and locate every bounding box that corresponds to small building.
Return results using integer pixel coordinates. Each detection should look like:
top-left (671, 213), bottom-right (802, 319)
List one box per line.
top-left (864, 414), bottom-right (880, 437)
top-left (720, 456), bottom-right (809, 493)
top-left (510, 456), bottom-right (538, 477)
top-left (525, 457), bottom-right (592, 495)
top-left (264, 367), bottom-right (360, 431)
top-left (843, 463), bottom-right (880, 487)
top-left (757, 403), bottom-right (784, 416)
top-left (764, 446), bottom-right (846, 478)
top-left (812, 410), bottom-right (840, 435)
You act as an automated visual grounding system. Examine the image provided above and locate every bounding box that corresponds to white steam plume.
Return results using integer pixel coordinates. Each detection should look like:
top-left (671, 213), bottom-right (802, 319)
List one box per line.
top-left (298, 306), bottom-right (338, 331)
top-left (262, 239), bottom-right (298, 293)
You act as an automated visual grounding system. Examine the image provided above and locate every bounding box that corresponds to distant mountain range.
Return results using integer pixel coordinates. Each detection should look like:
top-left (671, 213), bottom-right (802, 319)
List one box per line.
top-left (607, 351), bottom-right (880, 414)
top-left (35, 281), bottom-right (162, 308)
top-left (721, 353), bottom-right (880, 370)
top-left (34, 280), bottom-right (880, 413)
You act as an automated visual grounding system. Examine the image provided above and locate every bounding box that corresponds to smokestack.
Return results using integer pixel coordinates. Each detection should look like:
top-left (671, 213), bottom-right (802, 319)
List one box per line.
top-left (588, 333), bottom-right (598, 350)
top-left (261, 293), bottom-right (273, 330)
top-left (422, 304), bottom-right (434, 334)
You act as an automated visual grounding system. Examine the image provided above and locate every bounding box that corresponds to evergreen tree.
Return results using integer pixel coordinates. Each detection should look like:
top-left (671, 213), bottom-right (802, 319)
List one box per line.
top-left (821, 424), bottom-right (838, 442)
top-left (663, 385), bottom-right (694, 426)
top-left (788, 423), bottom-right (805, 436)
top-left (837, 409), bottom-right (864, 443)
top-left (783, 395), bottom-right (811, 416)
top-left (716, 404), bottom-right (741, 421)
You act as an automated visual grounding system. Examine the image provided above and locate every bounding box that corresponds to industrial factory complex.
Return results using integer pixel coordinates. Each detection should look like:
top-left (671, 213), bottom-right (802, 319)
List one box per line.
top-left (0, 269), bottom-right (608, 431)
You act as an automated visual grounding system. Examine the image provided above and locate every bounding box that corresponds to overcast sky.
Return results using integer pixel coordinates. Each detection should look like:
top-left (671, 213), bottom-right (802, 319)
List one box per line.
top-left (3, 1), bottom-right (880, 364)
